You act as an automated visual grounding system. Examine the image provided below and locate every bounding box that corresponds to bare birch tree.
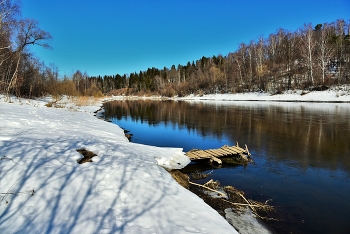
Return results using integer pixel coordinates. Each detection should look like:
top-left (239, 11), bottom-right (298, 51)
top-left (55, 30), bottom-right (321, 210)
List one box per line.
top-left (315, 23), bottom-right (334, 84)
top-left (300, 24), bottom-right (316, 86)
top-left (0, 0), bottom-right (19, 91)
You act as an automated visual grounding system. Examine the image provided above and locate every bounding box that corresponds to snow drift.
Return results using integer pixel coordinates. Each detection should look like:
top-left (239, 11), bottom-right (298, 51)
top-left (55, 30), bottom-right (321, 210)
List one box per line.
top-left (0, 96), bottom-right (237, 234)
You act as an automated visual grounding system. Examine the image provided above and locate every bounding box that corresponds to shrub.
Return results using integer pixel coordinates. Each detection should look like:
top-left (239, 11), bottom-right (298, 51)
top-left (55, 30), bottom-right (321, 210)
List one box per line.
top-left (84, 84), bottom-right (103, 97)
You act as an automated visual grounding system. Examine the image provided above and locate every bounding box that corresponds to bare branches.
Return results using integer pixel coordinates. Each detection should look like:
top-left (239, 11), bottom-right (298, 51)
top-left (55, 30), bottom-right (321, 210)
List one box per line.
top-left (0, 155), bottom-right (15, 162)
top-left (299, 23), bottom-right (316, 85)
top-left (0, 176), bottom-right (21, 206)
top-left (16, 19), bottom-right (52, 51)
top-left (188, 179), bottom-right (277, 221)
top-left (2, 13), bottom-right (52, 98)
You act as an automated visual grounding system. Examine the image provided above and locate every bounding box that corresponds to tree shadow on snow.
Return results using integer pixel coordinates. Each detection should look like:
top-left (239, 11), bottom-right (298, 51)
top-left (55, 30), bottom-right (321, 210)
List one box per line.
top-left (0, 136), bottom-right (182, 234)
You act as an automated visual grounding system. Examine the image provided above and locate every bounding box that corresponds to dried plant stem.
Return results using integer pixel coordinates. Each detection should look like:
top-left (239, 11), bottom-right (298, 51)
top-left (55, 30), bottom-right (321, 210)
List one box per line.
top-left (1, 177), bottom-right (22, 205)
top-left (237, 193), bottom-right (257, 213)
top-left (221, 199), bottom-right (264, 208)
top-left (189, 181), bottom-right (226, 197)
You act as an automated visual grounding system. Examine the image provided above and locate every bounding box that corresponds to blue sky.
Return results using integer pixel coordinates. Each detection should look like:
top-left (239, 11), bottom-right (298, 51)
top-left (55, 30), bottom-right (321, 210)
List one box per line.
top-left (21, 0), bottom-right (350, 77)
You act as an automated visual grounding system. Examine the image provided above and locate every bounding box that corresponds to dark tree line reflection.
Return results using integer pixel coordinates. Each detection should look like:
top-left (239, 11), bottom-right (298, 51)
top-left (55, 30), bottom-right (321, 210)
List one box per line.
top-left (103, 100), bottom-right (350, 173)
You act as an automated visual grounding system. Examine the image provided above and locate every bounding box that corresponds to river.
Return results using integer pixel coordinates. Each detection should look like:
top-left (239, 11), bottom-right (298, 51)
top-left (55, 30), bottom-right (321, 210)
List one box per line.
top-left (103, 99), bottom-right (350, 234)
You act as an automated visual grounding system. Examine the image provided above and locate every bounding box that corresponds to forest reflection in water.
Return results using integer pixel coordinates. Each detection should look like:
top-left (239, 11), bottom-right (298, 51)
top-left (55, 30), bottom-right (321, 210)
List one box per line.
top-left (104, 99), bottom-right (350, 234)
top-left (103, 100), bottom-right (350, 173)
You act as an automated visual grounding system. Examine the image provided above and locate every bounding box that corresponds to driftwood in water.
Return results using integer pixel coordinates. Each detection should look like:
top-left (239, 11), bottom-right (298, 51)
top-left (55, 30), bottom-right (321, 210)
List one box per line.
top-left (168, 170), bottom-right (277, 221)
top-left (190, 170), bottom-right (213, 180)
top-left (223, 185), bottom-right (277, 221)
top-left (189, 181), bottom-right (226, 197)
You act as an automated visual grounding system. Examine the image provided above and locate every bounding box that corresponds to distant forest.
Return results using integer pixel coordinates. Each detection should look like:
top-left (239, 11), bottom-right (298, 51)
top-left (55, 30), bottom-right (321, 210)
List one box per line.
top-left (1, 0), bottom-right (349, 98)
top-left (90, 19), bottom-right (350, 97)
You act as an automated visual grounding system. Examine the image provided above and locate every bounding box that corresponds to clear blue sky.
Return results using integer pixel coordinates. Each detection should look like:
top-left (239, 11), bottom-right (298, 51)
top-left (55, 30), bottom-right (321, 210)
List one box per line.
top-left (21, 0), bottom-right (350, 77)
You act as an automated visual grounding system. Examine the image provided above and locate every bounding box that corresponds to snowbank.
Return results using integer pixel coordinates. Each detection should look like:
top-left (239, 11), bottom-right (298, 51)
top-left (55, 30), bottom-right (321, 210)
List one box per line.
top-left (177, 88), bottom-right (350, 102)
top-left (102, 88), bottom-right (350, 103)
top-left (0, 96), bottom-right (237, 234)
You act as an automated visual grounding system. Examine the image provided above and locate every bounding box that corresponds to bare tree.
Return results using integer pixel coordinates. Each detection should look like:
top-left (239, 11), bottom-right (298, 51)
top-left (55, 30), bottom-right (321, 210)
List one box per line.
top-left (0, 0), bottom-right (19, 91)
top-left (334, 19), bottom-right (346, 83)
top-left (233, 53), bottom-right (243, 87)
top-left (299, 23), bottom-right (316, 86)
top-left (6, 18), bottom-right (51, 99)
top-left (255, 37), bottom-right (266, 90)
top-left (315, 23), bottom-right (334, 84)
top-left (247, 42), bottom-right (254, 89)
top-left (237, 43), bottom-right (248, 86)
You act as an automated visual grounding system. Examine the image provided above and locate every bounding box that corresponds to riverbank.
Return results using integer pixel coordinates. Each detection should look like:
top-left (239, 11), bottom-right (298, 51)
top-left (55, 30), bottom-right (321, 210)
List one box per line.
top-left (178, 88), bottom-right (350, 102)
top-left (105, 87), bottom-right (350, 103)
top-left (0, 95), bottom-right (238, 233)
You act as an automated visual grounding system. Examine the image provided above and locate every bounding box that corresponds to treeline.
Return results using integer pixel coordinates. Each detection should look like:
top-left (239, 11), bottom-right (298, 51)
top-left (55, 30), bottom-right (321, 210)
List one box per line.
top-left (0, 1), bottom-right (102, 98)
top-left (92, 19), bottom-right (350, 96)
top-left (0, 0), bottom-right (53, 98)
top-left (1, 1), bottom-right (349, 99)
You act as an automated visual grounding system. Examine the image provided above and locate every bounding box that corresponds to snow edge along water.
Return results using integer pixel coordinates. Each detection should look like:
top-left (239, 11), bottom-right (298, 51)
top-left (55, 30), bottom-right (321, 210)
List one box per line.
top-left (3, 88), bottom-right (349, 233)
top-left (0, 95), bottom-right (240, 234)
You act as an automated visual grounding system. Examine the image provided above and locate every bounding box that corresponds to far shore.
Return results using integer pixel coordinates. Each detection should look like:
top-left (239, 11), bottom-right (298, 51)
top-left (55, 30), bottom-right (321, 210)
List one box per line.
top-left (101, 88), bottom-right (350, 103)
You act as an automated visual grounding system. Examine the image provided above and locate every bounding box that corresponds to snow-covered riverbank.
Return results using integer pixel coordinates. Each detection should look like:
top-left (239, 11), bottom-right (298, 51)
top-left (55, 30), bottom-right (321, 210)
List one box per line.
top-left (179, 88), bottom-right (350, 102)
top-left (105, 87), bottom-right (350, 103)
top-left (2, 89), bottom-right (348, 233)
top-left (0, 96), bottom-right (238, 234)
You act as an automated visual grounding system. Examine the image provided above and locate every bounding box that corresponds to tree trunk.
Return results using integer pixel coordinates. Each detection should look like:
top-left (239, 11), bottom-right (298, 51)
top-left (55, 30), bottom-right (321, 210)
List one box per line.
top-left (6, 53), bottom-right (20, 101)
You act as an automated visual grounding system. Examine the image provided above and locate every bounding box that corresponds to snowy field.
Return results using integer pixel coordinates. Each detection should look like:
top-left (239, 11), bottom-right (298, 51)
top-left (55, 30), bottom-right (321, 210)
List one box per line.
top-left (0, 95), bottom-right (238, 234)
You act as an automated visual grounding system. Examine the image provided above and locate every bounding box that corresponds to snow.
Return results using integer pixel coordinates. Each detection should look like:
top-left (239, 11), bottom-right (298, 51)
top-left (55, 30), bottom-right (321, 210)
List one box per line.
top-left (0, 95), bottom-right (237, 234)
top-left (104, 87), bottom-right (350, 103)
top-left (176, 88), bottom-right (350, 102)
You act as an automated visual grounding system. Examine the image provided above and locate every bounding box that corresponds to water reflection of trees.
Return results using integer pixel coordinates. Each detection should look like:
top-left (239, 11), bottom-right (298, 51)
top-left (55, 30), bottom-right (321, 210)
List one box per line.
top-left (104, 100), bottom-right (350, 172)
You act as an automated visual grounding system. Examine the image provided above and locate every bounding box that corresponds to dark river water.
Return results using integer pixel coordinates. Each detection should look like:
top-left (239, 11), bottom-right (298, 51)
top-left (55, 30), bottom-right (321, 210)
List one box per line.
top-left (103, 100), bottom-right (350, 234)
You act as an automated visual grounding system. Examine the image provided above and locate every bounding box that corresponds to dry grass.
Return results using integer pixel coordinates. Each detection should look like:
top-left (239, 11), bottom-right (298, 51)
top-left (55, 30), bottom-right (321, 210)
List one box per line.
top-left (76, 149), bottom-right (97, 164)
top-left (71, 96), bottom-right (104, 106)
top-left (190, 170), bottom-right (213, 180)
top-left (169, 170), bottom-right (190, 189)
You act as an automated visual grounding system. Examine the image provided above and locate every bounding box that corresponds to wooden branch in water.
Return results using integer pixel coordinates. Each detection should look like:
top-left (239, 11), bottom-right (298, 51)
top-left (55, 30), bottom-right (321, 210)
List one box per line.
top-left (189, 181), bottom-right (226, 197)
top-left (221, 199), bottom-right (265, 208)
top-left (245, 144), bottom-right (251, 156)
top-left (237, 192), bottom-right (256, 213)
top-left (204, 179), bottom-right (214, 187)
top-left (237, 193), bottom-right (278, 221)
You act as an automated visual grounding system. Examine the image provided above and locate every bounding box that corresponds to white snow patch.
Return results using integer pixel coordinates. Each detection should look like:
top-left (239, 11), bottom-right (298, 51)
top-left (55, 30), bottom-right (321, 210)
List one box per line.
top-left (154, 150), bottom-right (191, 170)
top-left (175, 88), bottom-right (350, 102)
top-left (0, 95), bottom-right (237, 234)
